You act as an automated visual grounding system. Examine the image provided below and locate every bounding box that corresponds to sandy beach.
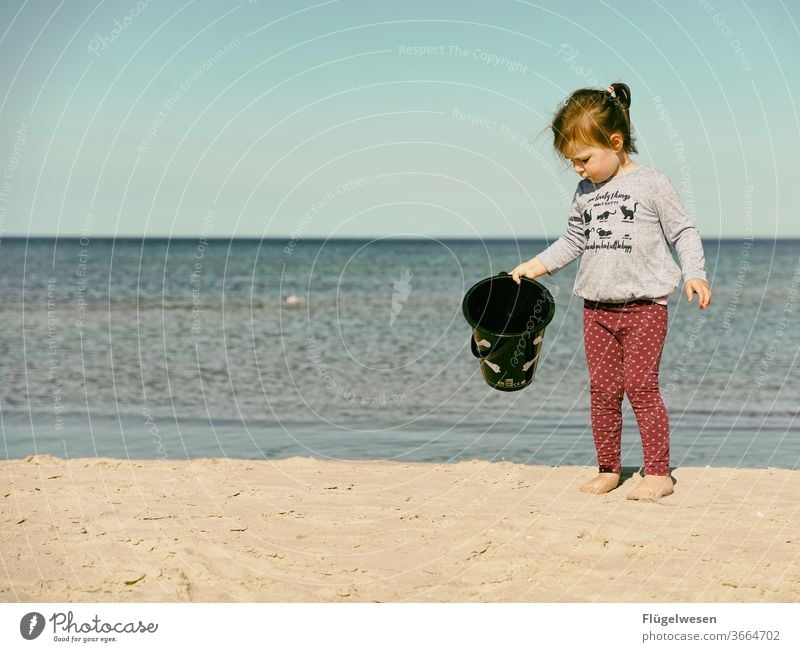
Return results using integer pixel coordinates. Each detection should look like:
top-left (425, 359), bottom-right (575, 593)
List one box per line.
top-left (2, 455), bottom-right (798, 602)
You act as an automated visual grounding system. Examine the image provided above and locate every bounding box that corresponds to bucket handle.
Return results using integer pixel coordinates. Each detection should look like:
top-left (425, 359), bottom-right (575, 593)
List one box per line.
top-left (470, 335), bottom-right (483, 358)
top-left (468, 272), bottom-right (538, 359)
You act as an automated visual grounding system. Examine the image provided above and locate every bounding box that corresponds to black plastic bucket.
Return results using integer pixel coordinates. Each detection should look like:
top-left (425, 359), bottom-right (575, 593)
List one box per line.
top-left (462, 272), bottom-right (555, 391)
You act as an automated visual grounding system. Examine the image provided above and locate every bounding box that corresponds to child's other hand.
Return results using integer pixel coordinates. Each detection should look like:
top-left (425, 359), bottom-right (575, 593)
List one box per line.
top-left (510, 258), bottom-right (548, 285)
top-left (685, 278), bottom-right (712, 309)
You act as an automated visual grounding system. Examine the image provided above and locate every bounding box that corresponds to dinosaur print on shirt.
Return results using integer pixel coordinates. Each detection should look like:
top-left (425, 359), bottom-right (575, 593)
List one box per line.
top-left (582, 186), bottom-right (634, 253)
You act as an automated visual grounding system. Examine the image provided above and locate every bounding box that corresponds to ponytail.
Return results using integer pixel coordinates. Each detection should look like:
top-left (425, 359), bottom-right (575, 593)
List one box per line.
top-left (606, 82), bottom-right (632, 110)
top-left (552, 81), bottom-right (637, 156)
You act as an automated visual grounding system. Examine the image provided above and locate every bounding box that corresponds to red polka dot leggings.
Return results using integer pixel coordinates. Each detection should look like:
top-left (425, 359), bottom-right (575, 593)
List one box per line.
top-left (583, 301), bottom-right (670, 476)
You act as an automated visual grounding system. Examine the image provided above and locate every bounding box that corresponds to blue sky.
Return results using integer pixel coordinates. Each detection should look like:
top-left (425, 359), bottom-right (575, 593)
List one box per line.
top-left (0, 0), bottom-right (798, 238)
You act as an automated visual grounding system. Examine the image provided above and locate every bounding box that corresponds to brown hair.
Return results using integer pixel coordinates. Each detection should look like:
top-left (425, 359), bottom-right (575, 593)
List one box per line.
top-left (551, 82), bottom-right (637, 157)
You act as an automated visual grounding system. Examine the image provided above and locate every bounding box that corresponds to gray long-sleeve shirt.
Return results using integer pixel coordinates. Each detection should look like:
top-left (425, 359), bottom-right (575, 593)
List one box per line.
top-left (536, 165), bottom-right (707, 303)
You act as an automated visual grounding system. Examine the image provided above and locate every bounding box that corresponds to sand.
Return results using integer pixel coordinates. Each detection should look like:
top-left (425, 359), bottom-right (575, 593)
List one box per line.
top-left (2, 455), bottom-right (799, 602)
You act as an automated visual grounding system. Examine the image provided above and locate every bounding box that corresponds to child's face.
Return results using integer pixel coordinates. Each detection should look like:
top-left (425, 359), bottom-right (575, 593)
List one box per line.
top-left (565, 138), bottom-right (624, 183)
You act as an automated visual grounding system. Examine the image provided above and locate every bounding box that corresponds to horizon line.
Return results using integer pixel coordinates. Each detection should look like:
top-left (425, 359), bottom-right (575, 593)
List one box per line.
top-left (1, 234), bottom-right (794, 241)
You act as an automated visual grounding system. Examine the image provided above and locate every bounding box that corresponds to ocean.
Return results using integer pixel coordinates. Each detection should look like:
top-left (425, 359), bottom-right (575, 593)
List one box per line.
top-left (1, 236), bottom-right (798, 469)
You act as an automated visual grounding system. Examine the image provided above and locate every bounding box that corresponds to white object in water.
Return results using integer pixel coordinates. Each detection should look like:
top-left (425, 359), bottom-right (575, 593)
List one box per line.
top-left (285, 294), bottom-right (305, 305)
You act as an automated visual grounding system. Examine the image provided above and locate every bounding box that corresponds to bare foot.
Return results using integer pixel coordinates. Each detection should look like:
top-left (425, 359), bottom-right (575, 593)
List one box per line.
top-left (627, 474), bottom-right (674, 501)
top-left (580, 472), bottom-right (620, 495)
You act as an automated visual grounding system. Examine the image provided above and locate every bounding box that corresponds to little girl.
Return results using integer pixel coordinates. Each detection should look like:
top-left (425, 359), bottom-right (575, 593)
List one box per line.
top-left (511, 83), bottom-right (711, 501)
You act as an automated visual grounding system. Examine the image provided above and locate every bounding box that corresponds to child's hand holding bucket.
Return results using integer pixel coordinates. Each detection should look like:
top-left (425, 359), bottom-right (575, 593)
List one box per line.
top-left (510, 257), bottom-right (549, 285)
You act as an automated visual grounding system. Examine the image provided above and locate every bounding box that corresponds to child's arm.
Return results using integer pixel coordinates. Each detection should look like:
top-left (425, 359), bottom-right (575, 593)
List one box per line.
top-left (512, 192), bottom-right (585, 284)
top-left (654, 172), bottom-right (712, 309)
top-left (511, 257), bottom-right (548, 283)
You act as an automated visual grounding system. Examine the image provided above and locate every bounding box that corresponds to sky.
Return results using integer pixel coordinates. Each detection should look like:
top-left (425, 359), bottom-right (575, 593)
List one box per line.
top-left (0, 0), bottom-right (798, 239)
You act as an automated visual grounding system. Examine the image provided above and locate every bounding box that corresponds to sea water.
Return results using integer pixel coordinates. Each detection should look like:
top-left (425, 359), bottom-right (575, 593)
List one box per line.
top-left (0, 237), bottom-right (797, 469)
